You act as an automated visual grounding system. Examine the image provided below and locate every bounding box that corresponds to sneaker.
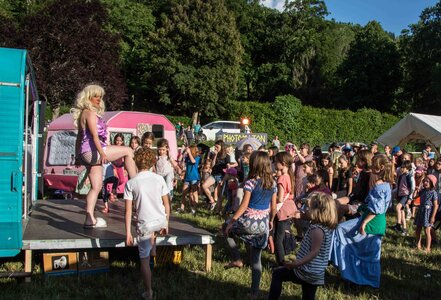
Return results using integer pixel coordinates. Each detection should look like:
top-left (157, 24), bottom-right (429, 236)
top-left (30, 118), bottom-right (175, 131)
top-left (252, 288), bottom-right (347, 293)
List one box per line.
top-left (209, 202), bottom-right (217, 211)
top-left (176, 207), bottom-right (184, 214)
top-left (347, 204), bottom-right (359, 215)
top-left (401, 229), bottom-right (409, 236)
top-left (406, 207), bottom-right (412, 220)
top-left (191, 209), bottom-right (196, 215)
top-left (391, 224), bottom-right (402, 232)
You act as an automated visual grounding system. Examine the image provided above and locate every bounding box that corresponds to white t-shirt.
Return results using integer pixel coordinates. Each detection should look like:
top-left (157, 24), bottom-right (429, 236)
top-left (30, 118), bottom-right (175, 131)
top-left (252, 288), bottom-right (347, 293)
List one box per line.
top-left (124, 170), bottom-right (168, 233)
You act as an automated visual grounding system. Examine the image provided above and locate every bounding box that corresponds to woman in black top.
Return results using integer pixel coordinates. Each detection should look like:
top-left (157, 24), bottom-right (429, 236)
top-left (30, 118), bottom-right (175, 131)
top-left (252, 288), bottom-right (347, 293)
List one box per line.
top-left (209, 140), bottom-right (229, 212)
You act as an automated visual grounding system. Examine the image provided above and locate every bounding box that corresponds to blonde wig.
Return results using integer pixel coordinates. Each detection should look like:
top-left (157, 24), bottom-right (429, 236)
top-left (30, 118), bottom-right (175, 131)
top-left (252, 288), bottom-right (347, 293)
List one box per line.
top-left (71, 84), bottom-right (106, 127)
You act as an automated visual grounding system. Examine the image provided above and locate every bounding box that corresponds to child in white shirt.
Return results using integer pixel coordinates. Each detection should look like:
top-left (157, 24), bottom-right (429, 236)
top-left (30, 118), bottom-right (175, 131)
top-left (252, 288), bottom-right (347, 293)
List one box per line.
top-left (124, 148), bottom-right (170, 300)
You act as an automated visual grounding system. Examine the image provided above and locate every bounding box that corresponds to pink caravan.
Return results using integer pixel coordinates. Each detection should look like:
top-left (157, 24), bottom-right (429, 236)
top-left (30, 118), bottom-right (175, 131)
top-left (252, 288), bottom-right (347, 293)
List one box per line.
top-left (43, 111), bottom-right (178, 193)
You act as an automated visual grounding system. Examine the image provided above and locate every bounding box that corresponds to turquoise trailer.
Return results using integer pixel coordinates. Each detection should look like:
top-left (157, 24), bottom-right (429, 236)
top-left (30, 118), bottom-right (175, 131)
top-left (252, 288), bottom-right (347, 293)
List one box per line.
top-left (0, 47), bottom-right (44, 257)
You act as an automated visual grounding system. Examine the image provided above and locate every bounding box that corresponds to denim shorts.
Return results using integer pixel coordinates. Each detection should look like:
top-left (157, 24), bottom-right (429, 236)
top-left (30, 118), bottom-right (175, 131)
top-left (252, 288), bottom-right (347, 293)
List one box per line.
top-left (213, 174), bottom-right (224, 184)
top-left (398, 196), bottom-right (410, 208)
top-left (138, 237), bottom-right (153, 259)
top-left (184, 180), bottom-right (199, 186)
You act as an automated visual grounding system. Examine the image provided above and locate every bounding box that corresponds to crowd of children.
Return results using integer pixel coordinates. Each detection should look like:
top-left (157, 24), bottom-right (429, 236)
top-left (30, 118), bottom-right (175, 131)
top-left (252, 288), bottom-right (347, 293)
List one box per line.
top-left (100, 131), bottom-right (441, 299)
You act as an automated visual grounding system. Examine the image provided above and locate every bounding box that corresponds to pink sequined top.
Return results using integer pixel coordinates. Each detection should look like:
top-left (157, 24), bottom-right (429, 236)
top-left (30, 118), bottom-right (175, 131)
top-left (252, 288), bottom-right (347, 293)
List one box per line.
top-left (80, 115), bottom-right (107, 154)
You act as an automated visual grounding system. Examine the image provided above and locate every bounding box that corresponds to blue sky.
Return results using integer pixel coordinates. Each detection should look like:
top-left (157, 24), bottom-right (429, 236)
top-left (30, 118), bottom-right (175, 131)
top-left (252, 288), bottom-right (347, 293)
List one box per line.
top-left (261, 0), bottom-right (439, 35)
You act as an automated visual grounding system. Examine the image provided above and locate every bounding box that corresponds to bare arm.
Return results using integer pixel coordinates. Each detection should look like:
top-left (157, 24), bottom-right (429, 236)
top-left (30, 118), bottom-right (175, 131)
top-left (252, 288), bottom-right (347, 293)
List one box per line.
top-left (277, 183), bottom-right (285, 204)
top-left (125, 199), bottom-right (133, 245)
top-left (285, 228), bottom-right (323, 269)
top-left (360, 213), bottom-right (376, 235)
top-left (270, 192), bottom-right (277, 225)
top-left (85, 110), bottom-right (106, 162)
top-left (224, 190), bottom-right (251, 235)
top-left (170, 158), bottom-right (182, 174)
top-left (232, 190), bottom-right (251, 221)
top-left (185, 147), bottom-right (196, 163)
top-left (211, 152), bottom-right (218, 168)
top-left (160, 194), bottom-right (171, 235)
top-left (328, 167), bottom-right (334, 189)
top-left (74, 129), bottom-right (83, 166)
top-left (228, 161), bottom-right (238, 169)
top-left (295, 146), bottom-right (307, 164)
top-left (430, 200), bottom-right (438, 224)
top-left (347, 177), bottom-right (353, 196)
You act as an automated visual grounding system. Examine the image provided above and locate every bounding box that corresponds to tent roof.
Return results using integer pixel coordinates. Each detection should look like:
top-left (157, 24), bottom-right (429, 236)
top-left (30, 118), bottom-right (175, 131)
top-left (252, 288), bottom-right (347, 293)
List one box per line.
top-left (377, 113), bottom-right (441, 147)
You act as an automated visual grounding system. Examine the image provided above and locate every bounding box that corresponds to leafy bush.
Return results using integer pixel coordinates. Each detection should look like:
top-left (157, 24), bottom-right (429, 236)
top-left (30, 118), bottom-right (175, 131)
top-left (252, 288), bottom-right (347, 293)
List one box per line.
top-left (227, 96), bottom-right (399, 147)
top-left (166, 115), bottom-right (192, 127)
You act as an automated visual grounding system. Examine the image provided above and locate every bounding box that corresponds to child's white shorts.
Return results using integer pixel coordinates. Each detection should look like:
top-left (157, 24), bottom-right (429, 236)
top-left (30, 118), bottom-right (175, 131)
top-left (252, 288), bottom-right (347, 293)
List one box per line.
top-left (138, 238), bottom-right (153, 259)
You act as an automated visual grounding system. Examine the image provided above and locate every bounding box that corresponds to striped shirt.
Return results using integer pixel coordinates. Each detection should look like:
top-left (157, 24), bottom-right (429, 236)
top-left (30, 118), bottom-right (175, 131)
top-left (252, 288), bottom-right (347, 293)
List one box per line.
top-left (294, 223), bottom-right (333, 285)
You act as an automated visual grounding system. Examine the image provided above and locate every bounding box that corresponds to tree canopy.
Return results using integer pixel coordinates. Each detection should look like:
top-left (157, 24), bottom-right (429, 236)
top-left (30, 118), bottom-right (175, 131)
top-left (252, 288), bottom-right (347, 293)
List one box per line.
top-left (144, 0), bottom-right (243, 118)
top-left (0, 0), bottom-right (440, 120)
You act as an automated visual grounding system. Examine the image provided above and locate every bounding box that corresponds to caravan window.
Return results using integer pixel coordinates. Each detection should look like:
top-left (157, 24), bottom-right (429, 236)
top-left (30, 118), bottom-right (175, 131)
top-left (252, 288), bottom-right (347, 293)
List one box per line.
top-left (47, 131), bottom-right (77, 165)
top-left (109, 132), bottom-right (132, 146)
top-left (152, 124), bottom-right (164, 139)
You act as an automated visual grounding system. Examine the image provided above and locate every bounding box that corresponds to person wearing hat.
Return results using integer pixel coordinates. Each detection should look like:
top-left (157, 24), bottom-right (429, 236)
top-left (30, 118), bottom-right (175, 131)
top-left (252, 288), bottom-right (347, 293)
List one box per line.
top-left (391, 146), bottom-right (404, 170)
top-left (351, 142), bottom-right (359, 151)
top-left (342, 144), bottom-right (353, 162)
top-left (414, 174), bottom-right (439, 252)
top-left (391, 146), bottom-right (402, 156)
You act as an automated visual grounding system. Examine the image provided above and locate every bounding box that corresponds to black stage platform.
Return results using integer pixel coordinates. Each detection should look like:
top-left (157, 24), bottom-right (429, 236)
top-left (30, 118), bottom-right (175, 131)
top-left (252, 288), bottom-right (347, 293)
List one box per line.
top-left (22, 199), bottom-right (214, 272)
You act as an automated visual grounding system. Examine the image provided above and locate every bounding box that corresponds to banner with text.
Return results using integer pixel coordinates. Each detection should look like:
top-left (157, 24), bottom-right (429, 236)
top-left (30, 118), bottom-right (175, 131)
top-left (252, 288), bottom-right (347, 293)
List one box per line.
top-left (215, 133), bottom-right (268, 145)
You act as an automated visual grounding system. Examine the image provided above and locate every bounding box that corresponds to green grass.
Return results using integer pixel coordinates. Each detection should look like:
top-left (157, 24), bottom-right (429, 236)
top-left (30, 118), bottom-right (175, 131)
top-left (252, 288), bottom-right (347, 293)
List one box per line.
top-left (1, 200), bottom-right (440, 299)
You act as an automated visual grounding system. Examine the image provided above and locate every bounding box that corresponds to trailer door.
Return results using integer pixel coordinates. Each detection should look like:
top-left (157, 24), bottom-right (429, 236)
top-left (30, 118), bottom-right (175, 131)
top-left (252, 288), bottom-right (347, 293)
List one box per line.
top-left (0, 48), bottom-right (26, 257)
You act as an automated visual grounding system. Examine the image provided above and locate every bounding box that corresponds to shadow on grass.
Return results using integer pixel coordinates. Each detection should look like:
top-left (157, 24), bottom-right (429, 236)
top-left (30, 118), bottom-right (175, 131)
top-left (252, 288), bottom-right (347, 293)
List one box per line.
top-left (324, 252), bottom-right (441, 300)
top-left (0, 247), bottom-right (251, 300)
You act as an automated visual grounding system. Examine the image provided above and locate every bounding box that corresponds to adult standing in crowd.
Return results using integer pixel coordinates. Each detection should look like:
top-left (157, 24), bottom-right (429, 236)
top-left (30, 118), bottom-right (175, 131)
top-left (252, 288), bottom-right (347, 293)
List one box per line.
top-left (185, 125), bottom-right (194, 146)
top-left (272, 136), bottom-right (281, 150)
top-left (370, 142), bottom-right (379, 155)
top-left (293, 143), bottom-right (313, 198)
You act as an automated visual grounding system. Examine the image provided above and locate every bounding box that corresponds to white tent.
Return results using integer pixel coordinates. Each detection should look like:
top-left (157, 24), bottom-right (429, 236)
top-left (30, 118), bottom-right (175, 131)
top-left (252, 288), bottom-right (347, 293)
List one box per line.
top-left (377, 113), bottom-right (441, 153)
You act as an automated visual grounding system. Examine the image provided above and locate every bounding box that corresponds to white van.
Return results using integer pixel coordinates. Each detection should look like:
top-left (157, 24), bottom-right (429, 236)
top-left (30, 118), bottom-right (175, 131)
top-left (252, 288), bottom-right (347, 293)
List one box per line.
top-left (201, 121), bottom-right (242, 141)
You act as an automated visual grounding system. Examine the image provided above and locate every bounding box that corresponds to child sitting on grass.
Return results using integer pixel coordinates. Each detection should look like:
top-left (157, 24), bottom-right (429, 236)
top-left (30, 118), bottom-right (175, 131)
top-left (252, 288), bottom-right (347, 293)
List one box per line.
top-left (124, 148), bottom-right (170, 300)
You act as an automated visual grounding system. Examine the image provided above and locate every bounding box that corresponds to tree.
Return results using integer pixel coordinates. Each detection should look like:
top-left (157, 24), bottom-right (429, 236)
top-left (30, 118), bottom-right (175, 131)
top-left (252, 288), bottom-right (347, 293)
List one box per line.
top-left (234, 0), bottom-right (330, 103)
top-left (101, 0), bottom-right (155, 110)
top-left (145, 0), bottom-right (243, 118)
top-left (0, 12), bottom-right (18, 48)
top-left (336, 21), bottom-right (401, 112)
top-left (19, 0), bottom-right (127, 118)
top-left (399, 2), bottom-right (441, 113)
top-left (305, 21), bottom-right (356, 107)
top-left (225, 0), bottom-right (278, 101)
